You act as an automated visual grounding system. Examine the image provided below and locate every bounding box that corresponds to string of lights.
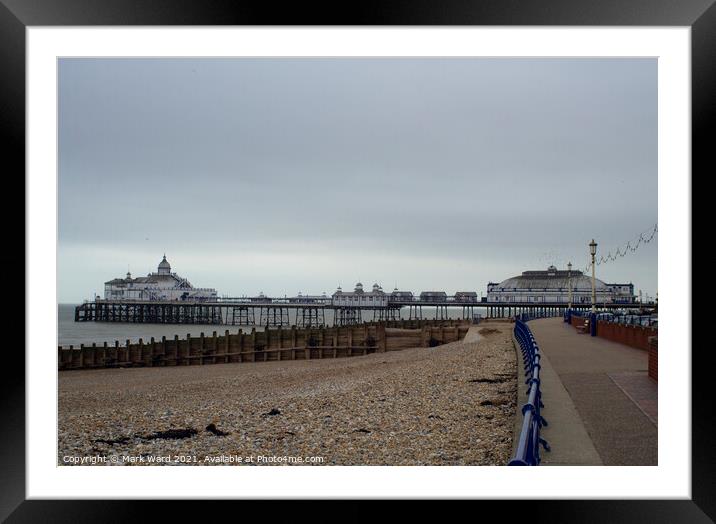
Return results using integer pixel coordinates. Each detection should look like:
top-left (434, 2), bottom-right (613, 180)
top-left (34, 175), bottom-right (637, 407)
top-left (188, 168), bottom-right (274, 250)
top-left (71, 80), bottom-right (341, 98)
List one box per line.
top-left (581, 223), bottom-right (658, 273)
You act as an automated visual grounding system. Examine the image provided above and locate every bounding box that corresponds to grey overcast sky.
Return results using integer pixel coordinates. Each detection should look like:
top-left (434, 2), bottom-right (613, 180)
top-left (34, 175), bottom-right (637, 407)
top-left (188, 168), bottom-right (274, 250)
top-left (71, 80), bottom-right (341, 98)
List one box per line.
top-left (58, 58), bottom-right (657, 303)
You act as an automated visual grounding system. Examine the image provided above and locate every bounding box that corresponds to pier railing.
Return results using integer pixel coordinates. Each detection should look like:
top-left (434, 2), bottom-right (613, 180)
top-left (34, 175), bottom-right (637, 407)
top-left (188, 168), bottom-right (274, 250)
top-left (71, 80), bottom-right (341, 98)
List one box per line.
top-left (566, 309), bottom-right (657, 346)
top-left (509, 318), bottom-right (550, 466)
top-left (516, 310), bottom-right (562, 322)
top-left (594, 312), bottom-right (658, 328)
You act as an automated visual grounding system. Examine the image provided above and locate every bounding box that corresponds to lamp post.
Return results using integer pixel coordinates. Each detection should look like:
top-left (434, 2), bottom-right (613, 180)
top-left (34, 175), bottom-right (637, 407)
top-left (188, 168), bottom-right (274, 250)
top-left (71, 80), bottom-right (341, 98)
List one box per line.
top-left (589, 239), bottom-right (597, 314)
top-left (567, 262), bottom-right (573, 310)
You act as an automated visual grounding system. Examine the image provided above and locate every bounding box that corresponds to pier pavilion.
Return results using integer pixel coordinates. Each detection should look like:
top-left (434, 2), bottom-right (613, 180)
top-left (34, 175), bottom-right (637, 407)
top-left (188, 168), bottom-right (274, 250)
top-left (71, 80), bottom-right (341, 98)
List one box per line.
top-left (104, 255), bottom-right (217, 302)
top-left (487, 265), bottom-right (634, 305)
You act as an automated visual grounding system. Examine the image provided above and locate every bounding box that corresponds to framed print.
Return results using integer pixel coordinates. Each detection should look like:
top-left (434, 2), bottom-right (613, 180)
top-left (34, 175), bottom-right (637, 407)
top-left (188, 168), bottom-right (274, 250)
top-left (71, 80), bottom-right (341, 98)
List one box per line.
top-left (4, 0), bottom-right (711, 520)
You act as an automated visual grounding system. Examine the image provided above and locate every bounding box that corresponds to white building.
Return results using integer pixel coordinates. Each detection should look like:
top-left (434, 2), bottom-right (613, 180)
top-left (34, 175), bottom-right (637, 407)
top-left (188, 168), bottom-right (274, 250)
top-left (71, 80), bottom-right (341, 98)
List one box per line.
top-left (288, 292), bottom-right (330, 303)
top-left (103, 255), bottom-right (218, 301)
top-left (487, 265), bottom-right (634, 305)
top-left (332, 283), bottom-right (389, 307)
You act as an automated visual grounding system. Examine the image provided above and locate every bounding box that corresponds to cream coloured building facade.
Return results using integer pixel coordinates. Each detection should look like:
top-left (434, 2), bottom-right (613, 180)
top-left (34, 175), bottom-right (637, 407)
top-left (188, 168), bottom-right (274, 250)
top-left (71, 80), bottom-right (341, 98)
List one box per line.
top-left (487, 265), bottom-right (634, 304)
top-left (332, 283), bottom-right (389, 307)
top-left (103, 255), bottom-right (218, 301)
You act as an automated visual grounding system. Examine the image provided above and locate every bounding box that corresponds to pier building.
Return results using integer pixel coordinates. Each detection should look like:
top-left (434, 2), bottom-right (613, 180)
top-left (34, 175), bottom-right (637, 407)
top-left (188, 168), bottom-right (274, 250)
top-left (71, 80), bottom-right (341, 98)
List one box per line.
top-left (103, 255), bottom-right (218, 301)
top-left (486, 265), bottom-right (634, 304)
top-left (289, 292), bottom-right (329, 304)
top-left (420, 291), bottom-right (448, 302)
top-left (332, 283), bottom-right (389, 307)
top-left (390, 288), bottom-right (414, 301)
top-left (455, 291), bottom-right (478, 302)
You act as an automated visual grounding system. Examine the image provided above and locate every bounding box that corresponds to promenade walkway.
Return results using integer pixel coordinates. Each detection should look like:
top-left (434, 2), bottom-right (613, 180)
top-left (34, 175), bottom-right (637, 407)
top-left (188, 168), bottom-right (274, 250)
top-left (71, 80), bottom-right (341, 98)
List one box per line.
top-left (527, 317), bottom-right (657, 466)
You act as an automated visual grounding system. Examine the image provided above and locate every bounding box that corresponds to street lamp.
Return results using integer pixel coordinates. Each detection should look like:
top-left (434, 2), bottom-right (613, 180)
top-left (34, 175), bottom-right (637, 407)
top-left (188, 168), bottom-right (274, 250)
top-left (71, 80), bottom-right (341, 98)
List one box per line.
top-left (589, 239), bottom-right (597, 314)
top-left (567, 262), bottom-right (572, 310)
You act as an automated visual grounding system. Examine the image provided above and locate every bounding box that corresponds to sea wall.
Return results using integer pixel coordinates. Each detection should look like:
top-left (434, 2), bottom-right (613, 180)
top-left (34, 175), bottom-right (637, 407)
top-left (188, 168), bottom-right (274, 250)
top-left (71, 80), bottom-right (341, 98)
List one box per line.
top-left (648, 336), bottom-right (658, 382)
top-left (595, 321), bottom-right (657, 351)
top-left (58, 319), bottom-right (470, 371)
top-left (570, 315), bottom-right (588, 329)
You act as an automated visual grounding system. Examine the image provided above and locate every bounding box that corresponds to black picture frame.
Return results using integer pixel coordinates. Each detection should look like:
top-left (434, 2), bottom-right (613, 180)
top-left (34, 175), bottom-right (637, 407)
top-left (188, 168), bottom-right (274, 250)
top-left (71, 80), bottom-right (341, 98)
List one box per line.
top-left (3, 0), bottom-right (709, 520)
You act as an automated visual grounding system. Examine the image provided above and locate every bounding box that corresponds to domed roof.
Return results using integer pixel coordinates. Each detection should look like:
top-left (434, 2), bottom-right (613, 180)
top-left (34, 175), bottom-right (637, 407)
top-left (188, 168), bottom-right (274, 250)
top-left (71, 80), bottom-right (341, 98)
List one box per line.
top-left (495, 266), bottom-right (609, 291)
top-left (158, 254), bottom-right (171, 269)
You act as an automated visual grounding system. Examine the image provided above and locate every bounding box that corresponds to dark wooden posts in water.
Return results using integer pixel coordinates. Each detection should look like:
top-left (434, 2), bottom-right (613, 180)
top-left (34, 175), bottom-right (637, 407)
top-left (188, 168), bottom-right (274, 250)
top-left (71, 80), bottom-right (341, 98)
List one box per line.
top-left (372, 307), bottom-right (400, 322)
top-left (333, 307), bottom-right (362, 326)
top-left (230, 306), bottom-right (254, 325)
top-left (408, 304), bottom-right (422, 320)
top-left (75, 301), bottom-right (224, 324)
top-left (259, 306), bottom-right (290, 327)
top-left (295, 306), bottom-right (325, 327)
top-left (58, 319), bottom-right (469, 370)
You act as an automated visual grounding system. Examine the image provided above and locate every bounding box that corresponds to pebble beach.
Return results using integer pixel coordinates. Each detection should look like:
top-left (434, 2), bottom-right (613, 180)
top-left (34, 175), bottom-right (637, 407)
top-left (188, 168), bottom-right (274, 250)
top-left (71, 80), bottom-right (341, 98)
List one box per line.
top-left (58, 322), bottom-right (517, 466)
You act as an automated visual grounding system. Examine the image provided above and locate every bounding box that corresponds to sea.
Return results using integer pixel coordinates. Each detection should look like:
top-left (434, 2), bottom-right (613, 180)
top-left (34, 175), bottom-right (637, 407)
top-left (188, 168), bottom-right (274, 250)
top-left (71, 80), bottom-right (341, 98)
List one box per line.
top-left (57, 303), bottom-right (465, 347)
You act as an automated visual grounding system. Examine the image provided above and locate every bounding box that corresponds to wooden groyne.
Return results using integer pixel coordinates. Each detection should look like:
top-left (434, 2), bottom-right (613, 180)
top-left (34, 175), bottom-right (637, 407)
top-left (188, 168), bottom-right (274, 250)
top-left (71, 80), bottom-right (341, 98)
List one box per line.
top-left (58, 319), bottom-right (470, 371)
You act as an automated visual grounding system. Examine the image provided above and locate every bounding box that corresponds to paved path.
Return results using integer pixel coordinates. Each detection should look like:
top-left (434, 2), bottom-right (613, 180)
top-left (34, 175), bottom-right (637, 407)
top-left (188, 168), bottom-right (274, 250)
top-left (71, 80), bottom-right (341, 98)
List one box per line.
top-left (528, 317), bottom-right (657, 466)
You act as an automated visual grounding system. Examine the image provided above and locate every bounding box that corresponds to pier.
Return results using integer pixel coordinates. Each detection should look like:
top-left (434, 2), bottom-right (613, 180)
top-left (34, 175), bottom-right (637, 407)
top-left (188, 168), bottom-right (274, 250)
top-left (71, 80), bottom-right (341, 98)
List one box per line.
top-left (75, 296), bottom-right (650, 327)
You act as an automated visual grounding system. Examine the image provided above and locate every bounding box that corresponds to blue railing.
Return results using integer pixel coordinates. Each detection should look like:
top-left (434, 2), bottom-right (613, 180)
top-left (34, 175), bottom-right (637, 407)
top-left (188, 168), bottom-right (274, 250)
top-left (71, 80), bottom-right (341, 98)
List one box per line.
top-left (509, 318), bottom-right (550, 465)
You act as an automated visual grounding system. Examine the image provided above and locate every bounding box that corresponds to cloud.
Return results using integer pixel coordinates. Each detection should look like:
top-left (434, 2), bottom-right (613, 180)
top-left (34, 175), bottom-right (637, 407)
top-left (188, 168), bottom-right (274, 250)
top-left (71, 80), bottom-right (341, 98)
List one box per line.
top-left (58, 57), bottom-right (657, 302)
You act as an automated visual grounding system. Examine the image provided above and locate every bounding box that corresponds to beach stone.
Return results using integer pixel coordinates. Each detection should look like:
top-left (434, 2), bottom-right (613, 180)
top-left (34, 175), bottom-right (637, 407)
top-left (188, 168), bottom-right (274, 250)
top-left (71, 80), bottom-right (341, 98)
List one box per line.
top-left (58, 322), bottom-right (516, 466)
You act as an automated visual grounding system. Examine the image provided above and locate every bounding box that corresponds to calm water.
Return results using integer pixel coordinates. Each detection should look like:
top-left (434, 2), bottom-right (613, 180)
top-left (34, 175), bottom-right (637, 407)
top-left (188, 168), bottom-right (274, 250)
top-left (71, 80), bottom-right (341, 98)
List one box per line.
top-left (58, 304), bottom-right (468, 346)
top-left (58, 304), bottom-right (266, 347)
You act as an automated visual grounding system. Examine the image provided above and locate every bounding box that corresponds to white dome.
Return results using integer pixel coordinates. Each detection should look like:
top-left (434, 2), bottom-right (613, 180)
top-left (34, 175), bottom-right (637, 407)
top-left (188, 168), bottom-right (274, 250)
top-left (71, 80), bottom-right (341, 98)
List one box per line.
top-left (496, 267), bottom-right (609, 291)
top-left (157, 254), bottom-right (171, 275)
